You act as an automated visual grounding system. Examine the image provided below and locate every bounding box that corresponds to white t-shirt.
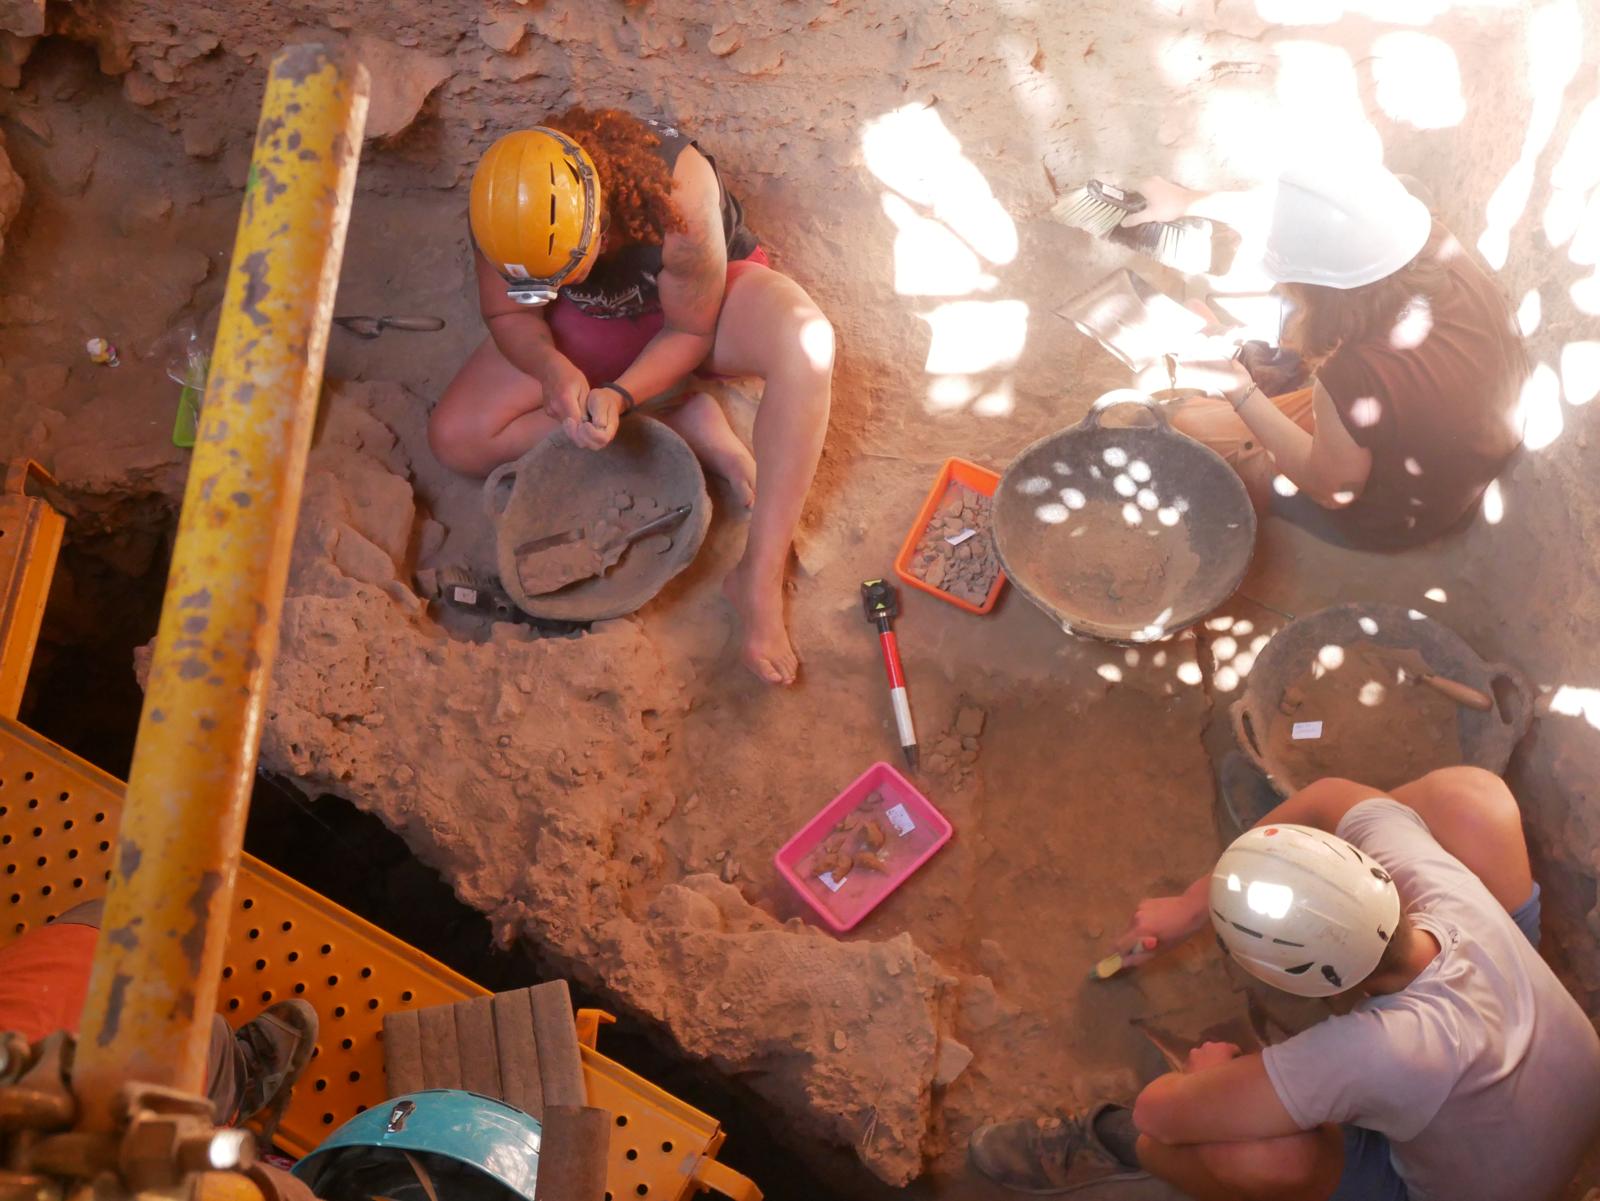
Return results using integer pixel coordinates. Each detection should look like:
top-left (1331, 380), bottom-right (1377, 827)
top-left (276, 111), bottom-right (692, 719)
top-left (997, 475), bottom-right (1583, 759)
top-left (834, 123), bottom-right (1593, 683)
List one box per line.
top-left (1262, 798), bottom-right (1600, 1201)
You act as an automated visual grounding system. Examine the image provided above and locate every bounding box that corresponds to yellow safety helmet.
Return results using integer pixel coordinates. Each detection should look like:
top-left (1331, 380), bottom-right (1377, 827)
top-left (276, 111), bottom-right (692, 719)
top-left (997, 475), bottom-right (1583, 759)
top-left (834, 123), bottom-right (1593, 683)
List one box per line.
top-left (470, 128), bottom-right (601, 306)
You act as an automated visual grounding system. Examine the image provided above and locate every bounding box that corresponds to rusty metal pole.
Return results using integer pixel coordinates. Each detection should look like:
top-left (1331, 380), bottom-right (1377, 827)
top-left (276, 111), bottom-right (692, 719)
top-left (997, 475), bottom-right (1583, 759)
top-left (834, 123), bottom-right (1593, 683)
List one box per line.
top-left (73, 45), bottom-right (368, 1130)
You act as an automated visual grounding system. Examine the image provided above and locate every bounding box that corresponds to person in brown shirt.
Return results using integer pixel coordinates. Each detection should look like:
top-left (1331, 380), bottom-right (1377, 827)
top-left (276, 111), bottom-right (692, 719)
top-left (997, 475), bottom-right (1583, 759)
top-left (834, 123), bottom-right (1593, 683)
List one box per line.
top-left (1134, 162), bottom-right (1528, 549)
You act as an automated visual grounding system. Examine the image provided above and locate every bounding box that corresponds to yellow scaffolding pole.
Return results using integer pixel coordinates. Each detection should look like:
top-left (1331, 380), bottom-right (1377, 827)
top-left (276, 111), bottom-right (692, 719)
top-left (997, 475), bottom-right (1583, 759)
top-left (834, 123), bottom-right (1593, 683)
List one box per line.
top-left (72, 45), bottom-right (369, 1130)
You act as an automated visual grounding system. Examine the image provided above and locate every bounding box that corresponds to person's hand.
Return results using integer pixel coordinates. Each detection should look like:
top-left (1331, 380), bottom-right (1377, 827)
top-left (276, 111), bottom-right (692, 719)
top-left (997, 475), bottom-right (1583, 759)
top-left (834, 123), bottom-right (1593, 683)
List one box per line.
top-left (569, 386), bottom-right (623, 451)
top-left (540, 359), bottom-right (590, 435)
top-left (1120, 176), bottom-right (1201, 228)
top-left (1237, 340), bottom-right (1309, 397)
top-left (1114, 893), bottom-right (1208, 967)
top-left (1184, 1041), bottom-right (1241, 1074)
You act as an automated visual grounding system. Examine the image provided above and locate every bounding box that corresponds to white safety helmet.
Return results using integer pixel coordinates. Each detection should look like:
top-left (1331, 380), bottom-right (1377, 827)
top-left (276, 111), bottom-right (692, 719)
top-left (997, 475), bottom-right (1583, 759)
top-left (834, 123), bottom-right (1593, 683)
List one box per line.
top-left (1210, 823), bottom-right (1401, 998)
top-left (1262, 161), bottom-right (1432, 290)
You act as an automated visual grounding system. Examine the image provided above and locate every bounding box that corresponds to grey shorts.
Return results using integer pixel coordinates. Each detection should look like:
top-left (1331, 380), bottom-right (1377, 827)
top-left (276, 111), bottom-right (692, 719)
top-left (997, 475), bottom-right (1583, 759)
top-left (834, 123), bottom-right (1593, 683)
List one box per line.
top-left (1330, 884), bottom-right (1542, 1201)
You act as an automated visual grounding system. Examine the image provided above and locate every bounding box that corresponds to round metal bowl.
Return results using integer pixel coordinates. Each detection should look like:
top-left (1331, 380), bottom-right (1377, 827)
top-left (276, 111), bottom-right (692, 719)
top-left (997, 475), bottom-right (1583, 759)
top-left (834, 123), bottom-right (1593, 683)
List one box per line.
top-left (482, 417), bottom-right (710, 622)
top-left (1230, 602), bottom-right (1534, 797)
top-left (993, 391), bottom-right (1256, 642)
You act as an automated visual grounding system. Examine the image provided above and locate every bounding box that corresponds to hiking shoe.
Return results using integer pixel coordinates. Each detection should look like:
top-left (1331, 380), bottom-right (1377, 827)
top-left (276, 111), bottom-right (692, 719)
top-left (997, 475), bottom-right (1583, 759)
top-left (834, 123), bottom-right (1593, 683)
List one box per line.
top-left (969, 1103), bottom-right (1148, 1194)
top-left (235, 999), bottom-right (319, 1137)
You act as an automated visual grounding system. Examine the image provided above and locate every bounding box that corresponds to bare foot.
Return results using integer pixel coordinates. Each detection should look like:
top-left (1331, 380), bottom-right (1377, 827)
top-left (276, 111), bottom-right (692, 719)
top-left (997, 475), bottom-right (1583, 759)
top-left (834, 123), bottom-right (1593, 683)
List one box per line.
top-left (722, 562), bottom-right (799, 685)
top-left (659, 391), bottom-right (757, 509)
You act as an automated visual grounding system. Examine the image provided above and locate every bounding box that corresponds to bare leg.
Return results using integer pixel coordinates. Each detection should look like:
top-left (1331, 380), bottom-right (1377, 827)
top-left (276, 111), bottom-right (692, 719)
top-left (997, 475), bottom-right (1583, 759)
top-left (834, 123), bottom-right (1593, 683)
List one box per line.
top-left (702, 266), bottom-right (833, 685)
top-left (1388, 766), bottom-right (1535, 913)
top-left (654, 392), bottom-right (757, 510)
top-left (1137, 1128), bottom-right (1344, 1201)
top-left (1166, 395), bottom-right (1278, 513)
top-left (430, 336), bottom-right (560, 477)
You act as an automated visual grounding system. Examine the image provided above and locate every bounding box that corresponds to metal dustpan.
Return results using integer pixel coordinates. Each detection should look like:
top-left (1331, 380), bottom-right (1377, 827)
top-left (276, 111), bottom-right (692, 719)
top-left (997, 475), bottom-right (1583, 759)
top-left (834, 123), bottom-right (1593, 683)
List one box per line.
top-left (1057, 268), bottom-right (1208, 372)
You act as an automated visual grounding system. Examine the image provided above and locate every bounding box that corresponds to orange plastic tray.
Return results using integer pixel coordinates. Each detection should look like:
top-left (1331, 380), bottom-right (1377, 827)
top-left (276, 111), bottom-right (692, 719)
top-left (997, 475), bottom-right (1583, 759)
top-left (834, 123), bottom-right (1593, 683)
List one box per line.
top-left (893, 458), bottom-right (1006, 615)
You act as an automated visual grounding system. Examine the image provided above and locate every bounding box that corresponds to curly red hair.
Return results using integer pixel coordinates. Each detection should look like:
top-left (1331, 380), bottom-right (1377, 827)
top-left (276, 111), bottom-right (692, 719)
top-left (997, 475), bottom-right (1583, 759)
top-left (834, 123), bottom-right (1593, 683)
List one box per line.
top-left (546, 107), bottom-right (685, 249)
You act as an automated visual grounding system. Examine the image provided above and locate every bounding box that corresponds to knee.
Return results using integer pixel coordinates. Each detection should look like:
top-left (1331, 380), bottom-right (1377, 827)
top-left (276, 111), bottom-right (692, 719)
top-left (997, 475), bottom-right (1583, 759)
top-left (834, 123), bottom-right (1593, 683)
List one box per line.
top-left (765, 306), bottom-right (835, 387)
top-left (427, 394), bottom-right (485, 476)
top-left (1426, 766), bottom-right (1521, 828)
top-left (1198, 1131), bottom-right (1341, 1201)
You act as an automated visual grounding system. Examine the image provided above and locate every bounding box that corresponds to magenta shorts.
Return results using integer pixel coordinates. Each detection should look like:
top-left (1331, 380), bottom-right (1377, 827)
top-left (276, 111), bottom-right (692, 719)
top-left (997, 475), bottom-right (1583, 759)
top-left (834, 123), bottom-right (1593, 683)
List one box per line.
top-left (546, 245), bottom-right (771, 386)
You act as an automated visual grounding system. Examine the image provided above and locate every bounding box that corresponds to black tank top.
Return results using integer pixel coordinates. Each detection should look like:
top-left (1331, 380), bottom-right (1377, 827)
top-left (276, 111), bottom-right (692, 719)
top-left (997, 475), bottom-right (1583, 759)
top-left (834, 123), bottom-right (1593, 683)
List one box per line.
top-left (559, 119), bottom-right (759, 319)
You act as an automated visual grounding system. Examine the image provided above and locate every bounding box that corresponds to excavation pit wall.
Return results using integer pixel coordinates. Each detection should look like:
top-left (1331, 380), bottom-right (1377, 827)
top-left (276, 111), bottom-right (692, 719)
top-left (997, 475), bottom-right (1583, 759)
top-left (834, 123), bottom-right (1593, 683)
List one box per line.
top-left (1, 2), bottom-right (1598, 1195)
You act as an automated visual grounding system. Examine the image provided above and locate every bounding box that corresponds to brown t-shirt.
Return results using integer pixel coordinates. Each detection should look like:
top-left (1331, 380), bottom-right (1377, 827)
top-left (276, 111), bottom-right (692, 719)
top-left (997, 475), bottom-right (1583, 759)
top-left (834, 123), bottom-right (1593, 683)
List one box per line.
top-left (1317, 239), bottom-right (1528, 547)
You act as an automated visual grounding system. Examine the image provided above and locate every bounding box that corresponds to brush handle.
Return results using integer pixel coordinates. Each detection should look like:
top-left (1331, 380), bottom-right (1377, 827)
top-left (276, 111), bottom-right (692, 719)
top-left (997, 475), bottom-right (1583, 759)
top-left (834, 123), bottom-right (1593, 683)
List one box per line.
top-left (1416, 672), bottom-right (1493, 712)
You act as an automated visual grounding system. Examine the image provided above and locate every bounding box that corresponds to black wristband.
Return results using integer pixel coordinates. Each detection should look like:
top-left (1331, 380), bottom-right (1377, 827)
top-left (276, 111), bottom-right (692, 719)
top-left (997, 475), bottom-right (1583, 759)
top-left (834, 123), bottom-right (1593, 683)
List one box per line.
top-left (596, 381), bottom-right (636, 413)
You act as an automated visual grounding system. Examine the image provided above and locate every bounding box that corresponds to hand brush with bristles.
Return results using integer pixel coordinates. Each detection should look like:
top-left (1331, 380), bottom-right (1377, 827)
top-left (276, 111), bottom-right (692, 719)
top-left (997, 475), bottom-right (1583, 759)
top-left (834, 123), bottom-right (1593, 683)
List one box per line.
top-left (1057, 178), bottom-right (1226, 275)
top-left (1110, 215), bottom-right (1222, 275)
top-left (1053, 179), bottom-right (1148, 238)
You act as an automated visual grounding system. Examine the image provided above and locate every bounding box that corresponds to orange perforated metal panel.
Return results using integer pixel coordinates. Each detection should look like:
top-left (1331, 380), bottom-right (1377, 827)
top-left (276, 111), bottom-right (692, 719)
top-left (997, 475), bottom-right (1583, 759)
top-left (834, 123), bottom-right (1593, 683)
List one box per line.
top-left (0, 718), bottom-right (119, 937)
top-left (0, 720), bottom-right (759, 1198)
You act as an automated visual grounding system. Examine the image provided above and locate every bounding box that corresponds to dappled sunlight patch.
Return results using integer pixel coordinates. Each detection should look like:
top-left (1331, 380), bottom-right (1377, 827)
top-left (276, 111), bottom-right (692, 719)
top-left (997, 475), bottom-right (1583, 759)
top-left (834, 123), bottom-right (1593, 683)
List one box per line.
top-left (1560, 342), bottom-right (1600, 405)
top-left (1389, 297), bottom-right (1435, 350)
top-left (919, 299), bottom-right (1029, 375)
top-left (799, 315), bottom-right (835, 371)
top-left (1372, 32), bottom-right (1466, 129)
top-left (1570, 271), bottom-right (1600, 316)
top-left (927, 374), bottom-right (981, 413)
top-left (1482, 478), bottom-right (1505, 524)
top-left (1518, 362), bottom-right (1564, 450)
top-left (1477, 0), bottom-right (1585, 270)
top-left (1347, 396), bottom-right (1383, 428)
top-left (1547, 686), bottom-right (1600, 729)
top-left (973, 380), bottom-right (1016, 418)
top-left (882, 194), bottom-right (992, 297)
top-left (860, 103), bottom-right (1017, 266)
top-left (1516, 289), bottom-right (1542, 335)
top-left (1424, 587), bottom-right (1448, 602)
top-left (1274, 41), bottom-right (1382, 163)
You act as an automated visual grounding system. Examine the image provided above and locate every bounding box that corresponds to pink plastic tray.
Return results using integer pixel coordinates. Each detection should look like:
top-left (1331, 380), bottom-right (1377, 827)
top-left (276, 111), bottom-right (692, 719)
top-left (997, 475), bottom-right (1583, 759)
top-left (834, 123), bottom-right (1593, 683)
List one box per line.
top-left (774, 762), bottom-right (953, 932)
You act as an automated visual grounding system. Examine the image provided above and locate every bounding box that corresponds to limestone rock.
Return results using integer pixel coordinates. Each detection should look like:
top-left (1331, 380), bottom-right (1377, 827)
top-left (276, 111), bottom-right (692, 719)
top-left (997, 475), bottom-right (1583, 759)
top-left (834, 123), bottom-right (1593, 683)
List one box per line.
top-left (349, 35), bottom-right (454, 140)
top-left (932, 1036), bottom-right (973, 1086)
top-left (478, 13), bottom-right (527, 54)
top-left (0, 0), bottom-right (42, 40)
top-left (0, 32), bottom-right (35, 88)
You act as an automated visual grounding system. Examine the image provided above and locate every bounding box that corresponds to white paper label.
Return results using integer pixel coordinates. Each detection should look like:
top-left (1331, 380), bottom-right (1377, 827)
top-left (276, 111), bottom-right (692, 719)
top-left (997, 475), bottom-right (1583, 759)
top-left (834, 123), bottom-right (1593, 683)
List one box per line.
top-left (449, 585), bottom-right (479, 605)
top-left (884, 802), bottom-right (916, 837)
top-left (1292, 721), bottom-right (1324, 740)
top-left (945, 528), bottom-right (977, 546)
top-left (817, 871), bottom-right (846, 892)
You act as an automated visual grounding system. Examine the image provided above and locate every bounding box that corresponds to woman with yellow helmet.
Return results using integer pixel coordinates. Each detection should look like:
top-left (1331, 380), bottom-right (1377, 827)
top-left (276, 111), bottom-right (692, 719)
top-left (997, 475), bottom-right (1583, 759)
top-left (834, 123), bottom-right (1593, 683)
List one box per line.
top-left (431, 108), bottom-right (833, 687)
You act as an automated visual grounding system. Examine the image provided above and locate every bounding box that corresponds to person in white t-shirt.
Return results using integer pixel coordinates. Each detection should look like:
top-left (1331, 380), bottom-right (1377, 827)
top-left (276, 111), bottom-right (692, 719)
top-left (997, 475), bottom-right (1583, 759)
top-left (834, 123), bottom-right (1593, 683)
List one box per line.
top-left (967, 768), bottom-right (1600, 1200)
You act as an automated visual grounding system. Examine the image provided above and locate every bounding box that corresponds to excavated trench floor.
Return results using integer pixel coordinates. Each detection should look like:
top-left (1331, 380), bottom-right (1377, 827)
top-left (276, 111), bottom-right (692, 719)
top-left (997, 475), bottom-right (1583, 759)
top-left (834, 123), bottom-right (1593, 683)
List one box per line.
top-left (5, 34), bottom-right (1600, 1200)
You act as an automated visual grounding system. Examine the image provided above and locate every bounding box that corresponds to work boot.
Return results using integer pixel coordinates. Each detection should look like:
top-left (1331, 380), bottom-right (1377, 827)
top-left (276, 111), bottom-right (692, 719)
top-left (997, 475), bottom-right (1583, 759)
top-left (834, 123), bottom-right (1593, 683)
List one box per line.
top-left (235, 999), bottom-right (319, 1139)
top-left (969, 1103), bottom-right (1147, 1194)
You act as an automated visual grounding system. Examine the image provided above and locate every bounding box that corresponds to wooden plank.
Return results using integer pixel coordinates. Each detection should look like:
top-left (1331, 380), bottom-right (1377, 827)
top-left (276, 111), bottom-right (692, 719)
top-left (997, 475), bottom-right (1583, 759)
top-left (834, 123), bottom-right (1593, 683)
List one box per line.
top-left (532, 1106), bottom-right (611, 1201)
top-left (417, 1001), bottom-right (463, 1090)
top-left (492, 987), bottom-right (543, 1118)
top-left (529, 980), bottom-right (586, 1109)
top-left (455, 993), bottom-right (503, 1099)
top-left (381, 1008), bottom-right (425, 1096)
